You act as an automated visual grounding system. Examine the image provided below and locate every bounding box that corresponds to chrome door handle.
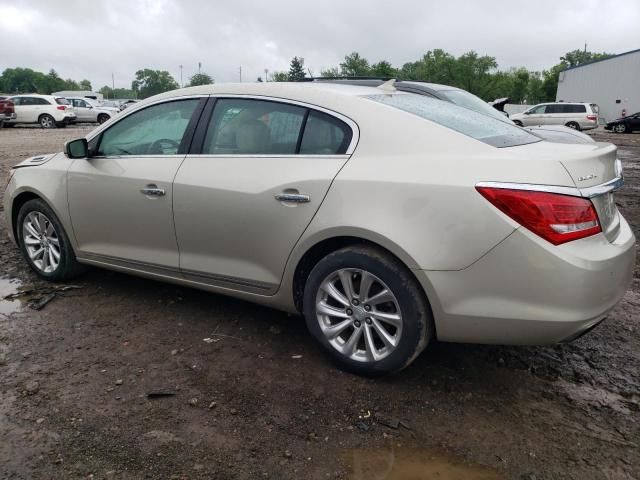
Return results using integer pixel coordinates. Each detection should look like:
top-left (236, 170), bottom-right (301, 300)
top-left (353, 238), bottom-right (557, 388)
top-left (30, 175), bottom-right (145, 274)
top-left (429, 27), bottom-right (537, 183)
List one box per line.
top-left (141, 184), bottom-right (166, 197)
top-left (275, 193), bottom-right (310, 203)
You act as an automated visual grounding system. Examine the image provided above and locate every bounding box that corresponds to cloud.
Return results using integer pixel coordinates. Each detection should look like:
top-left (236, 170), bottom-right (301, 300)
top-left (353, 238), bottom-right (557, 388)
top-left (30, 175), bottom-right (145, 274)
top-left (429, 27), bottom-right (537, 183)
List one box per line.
top-left (1, 0), bottom-right (638, 90)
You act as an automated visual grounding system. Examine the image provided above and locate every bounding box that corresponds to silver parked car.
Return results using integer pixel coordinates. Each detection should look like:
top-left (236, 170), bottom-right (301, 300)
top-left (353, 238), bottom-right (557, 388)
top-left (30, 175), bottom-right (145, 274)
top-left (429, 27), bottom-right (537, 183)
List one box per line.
top-left (3, 83), bottom-right (634, 375)
top-left (65, 97), bottom-right (118, 124)
top-left (511, 102), bottom-right (600, 131)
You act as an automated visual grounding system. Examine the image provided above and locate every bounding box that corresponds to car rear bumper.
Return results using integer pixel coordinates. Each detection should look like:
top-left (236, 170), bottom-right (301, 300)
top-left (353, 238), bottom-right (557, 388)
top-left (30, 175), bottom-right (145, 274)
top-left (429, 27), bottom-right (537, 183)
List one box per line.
top-left (418, 214), bottom-right (635, 345)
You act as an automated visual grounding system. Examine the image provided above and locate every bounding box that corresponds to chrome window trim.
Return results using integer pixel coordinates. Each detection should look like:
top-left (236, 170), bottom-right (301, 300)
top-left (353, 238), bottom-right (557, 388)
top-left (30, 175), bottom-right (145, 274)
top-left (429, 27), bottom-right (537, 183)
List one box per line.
top-left (198, 93), bottom-right (360, 155)
top-left (476, 176), bottom-right (624, 199)
top-left (185, 154), bottom-right (350, 159)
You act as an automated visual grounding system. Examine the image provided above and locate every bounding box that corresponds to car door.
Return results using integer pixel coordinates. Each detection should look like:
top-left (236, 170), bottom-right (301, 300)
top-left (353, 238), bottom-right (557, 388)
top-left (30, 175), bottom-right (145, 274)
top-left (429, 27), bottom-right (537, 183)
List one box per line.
top-left (629, 113), bottom-right (640, 132)
top-left (67, 97), bottom-right (205, 271)
top-left (70, 99), bottom-right (92, 122)
top-left (173, 97), bottom-right (356, 293)
top-left (523, 104), bottom-right (547, 126)
top-left (13, 97), bottom-right (35, 123)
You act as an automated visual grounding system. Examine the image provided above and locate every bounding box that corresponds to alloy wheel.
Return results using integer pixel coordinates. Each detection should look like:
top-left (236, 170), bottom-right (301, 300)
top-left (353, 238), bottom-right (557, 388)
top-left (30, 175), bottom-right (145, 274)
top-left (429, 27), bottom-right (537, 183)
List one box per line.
top-left (614, 124), bottom-right (627, 133)
top-left (40, 115), bottom-right (54, 128)
top-left (22, 211), bottom-right (61, 273)
top-left (315, 268), bottom-right (403, 362)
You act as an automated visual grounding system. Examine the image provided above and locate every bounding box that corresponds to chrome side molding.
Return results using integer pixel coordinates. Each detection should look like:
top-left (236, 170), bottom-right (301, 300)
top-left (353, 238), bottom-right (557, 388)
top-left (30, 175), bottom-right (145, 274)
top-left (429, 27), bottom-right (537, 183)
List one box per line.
top-left (476, 175), bottom-right (624, 199)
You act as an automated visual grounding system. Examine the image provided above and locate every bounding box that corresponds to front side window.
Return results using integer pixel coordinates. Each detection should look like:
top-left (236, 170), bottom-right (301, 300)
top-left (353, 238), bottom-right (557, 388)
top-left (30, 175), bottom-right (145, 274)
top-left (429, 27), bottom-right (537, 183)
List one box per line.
top-left (97, 99), bottom-right (198, 156)
top-left (203, 99), bottom-right (305, 154)
top-left (299, 111), bottom-right (352, 154)
top-left (529, 105), bottom-right (547, 114)
top-left (366, 93), bottom-right (540, 148)
top-left (71, 99), bottom-right (88, 108)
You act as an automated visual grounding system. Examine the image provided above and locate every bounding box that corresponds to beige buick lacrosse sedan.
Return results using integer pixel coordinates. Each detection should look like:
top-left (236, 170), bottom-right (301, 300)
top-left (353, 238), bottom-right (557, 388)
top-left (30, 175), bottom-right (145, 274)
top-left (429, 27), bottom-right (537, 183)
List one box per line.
top-left (3, 82), bottom-right (635, 375)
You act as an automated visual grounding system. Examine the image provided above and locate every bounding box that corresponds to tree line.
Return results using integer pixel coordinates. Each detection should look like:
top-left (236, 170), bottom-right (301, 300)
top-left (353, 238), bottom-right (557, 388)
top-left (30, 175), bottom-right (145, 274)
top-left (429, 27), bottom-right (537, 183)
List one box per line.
top-left (1, 48), bottom-right (611, 103)
top-left (271, 49), bottom-right (612, 103)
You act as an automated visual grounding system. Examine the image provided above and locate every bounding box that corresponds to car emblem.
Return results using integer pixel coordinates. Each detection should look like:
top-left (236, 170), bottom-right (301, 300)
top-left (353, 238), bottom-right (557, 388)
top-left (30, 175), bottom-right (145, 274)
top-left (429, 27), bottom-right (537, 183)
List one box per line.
top-left (577, 174), bottom-right (597, 182)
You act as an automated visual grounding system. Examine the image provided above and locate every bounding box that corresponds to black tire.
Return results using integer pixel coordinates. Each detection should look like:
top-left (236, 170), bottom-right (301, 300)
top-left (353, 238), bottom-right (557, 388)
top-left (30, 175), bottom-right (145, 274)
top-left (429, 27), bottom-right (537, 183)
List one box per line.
top-left (513, 120), bottom-right (523, 127)
top-left (3, 122), bottom-right (15, 128)
top-left (614, 123), bottom-right (628, 134)
top-left (566, 121), bottom-right (581, 131)
top-left (97, 114), bottom-right (110, 124)
top-left (38, 114), bottom-right (56, 129)
top-left (303, 245), bottom-right (433, 376)
top-left (17, 199), bottom-right (84, 281)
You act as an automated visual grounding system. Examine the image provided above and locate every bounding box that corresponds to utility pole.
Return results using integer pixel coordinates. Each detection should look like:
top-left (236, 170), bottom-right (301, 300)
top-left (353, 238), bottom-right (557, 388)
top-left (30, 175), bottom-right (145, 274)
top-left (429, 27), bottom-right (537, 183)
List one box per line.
top-left (584, 41), bottom-right (587, 53)
top-left (198, 62), bottom-right (202, 74)
top-left (264, 69), bottom-right (269, 82)
top-left (111, 73), bottom-right (115, 92)
top-left (179, 65), bottom-right (183, 87)
top-left (239, 66), bottom-right (242, 83)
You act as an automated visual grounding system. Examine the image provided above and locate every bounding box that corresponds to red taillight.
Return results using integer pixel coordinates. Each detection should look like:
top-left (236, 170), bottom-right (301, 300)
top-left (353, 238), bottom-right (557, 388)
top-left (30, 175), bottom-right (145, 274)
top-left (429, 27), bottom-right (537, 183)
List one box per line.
top-left (586, 114), bottom-right (597, 121)
top-left (476, 187), bottom-right (601, 245)
top-left (56, 105), bottom-right (66, 110)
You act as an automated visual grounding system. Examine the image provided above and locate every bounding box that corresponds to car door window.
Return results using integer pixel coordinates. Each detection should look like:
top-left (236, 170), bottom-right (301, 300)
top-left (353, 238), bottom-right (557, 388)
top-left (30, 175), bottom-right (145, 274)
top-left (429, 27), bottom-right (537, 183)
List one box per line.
top-left (299, 110), bottom-right (352, 154)
top-left (202, 99), bottom-right (305, 154)
top-left (35, 98), bottom-right (51, 105)
top-left (545, 105), bottom-right (562, 114)
top-left (97, 99), bottom-right (198, 156)
top-left (529, 105), bottom-right (546, 114)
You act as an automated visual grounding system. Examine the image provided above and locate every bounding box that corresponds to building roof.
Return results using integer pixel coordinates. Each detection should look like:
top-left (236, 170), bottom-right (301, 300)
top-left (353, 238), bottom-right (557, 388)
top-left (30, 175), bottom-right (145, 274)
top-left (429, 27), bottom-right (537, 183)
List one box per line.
top-left (561, 48), bottom-right (640, 72)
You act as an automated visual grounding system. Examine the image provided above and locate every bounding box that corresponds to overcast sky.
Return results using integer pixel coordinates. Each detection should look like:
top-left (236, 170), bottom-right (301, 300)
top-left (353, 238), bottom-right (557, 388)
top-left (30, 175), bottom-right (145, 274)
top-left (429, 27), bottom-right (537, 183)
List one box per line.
top-left (1, 0), bottom-right (639, 90)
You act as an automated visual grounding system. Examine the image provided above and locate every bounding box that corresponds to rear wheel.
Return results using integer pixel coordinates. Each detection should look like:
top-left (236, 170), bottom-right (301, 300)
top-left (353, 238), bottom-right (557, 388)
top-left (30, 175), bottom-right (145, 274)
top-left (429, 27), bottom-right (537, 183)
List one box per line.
top-left (17, 199), bottom-right (84, 281)
top-left (303, 245), bottom-right (433, 376)
top-left (39, 114), bottom-right (56, 129)
top-left (97, 114), bottom-right (110, 124)
top-left (614, 123), bottom-right (628, 134)
top-left (566, 121), bottom-right (581, 130)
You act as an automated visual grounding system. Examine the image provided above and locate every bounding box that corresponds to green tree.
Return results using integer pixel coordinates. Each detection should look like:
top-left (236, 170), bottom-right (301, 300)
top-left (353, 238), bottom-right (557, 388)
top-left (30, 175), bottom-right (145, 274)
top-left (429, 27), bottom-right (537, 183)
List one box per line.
top-left (319, 67), bottom-right (340, 78)
top-left (271, 71), bottom-right (289, 82)
top-left (288, 57), bottom-right (307, 81)
top-left (400, 49), bottom-right (457, 84)
top-left (340, 52), bottom-right (370, 76)
top-left (560, 49), bottom-right (613, 68)
top-left (99, 85), bottom-right (137, 99)
top-left (79, 79), bottom-right (92, 90)
top-left (188, 73), bottom-right (214, 86)
top-left (0, 67), bottom-right (44, 93)
top-left (131, 69), bottom-right (179, 98)
top-left (370, 60), bottom-right (397, 78)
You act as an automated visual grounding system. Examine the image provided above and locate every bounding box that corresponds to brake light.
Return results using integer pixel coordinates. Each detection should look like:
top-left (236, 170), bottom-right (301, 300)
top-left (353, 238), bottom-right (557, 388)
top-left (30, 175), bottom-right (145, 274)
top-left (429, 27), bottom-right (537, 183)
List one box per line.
top-left (586, 114), bottom-right (597, 121)
top-left (476, 187), bottom-right (601, 245)
top-left (56, 105), bottom-right (66, 110)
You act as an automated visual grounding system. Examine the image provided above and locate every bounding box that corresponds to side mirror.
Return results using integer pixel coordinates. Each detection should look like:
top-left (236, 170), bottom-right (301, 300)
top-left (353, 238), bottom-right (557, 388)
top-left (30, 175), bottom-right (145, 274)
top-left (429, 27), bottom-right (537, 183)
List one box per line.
top-left (65, 138), bottom-right (89, 159)
top-left (524, 111), bottom-right (531, 115)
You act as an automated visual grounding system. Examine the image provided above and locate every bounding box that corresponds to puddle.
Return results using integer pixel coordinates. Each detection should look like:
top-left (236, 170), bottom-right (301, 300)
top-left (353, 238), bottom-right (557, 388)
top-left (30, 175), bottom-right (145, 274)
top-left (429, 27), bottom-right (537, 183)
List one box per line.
top-left (347, 447), bottom-right (504, 480)
top-left (0, 276), bottom-right (25, 317)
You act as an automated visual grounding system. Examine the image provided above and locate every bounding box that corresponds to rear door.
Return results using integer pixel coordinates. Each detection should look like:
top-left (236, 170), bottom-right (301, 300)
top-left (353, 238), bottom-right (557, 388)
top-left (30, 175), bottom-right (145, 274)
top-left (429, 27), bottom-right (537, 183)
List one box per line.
top-left (67, 97), bottom-right (205, 270)
top-left (173, 97), bottom-right (355, 293)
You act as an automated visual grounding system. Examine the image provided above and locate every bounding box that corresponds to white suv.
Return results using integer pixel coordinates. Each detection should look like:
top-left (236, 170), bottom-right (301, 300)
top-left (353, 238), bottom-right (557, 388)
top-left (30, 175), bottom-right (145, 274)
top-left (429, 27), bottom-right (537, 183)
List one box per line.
top-left (511, 102), bottom-right (599, 131)
top-left (5, 94), bottom-right (76, 128)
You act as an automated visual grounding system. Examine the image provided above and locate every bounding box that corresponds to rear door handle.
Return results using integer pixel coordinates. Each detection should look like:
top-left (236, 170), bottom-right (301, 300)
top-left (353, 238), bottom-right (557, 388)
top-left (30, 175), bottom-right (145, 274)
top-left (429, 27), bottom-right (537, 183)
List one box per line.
top-left (141, 184), bottom-right (166, 197)
top-left (275, 193), bottom-right (310, 203)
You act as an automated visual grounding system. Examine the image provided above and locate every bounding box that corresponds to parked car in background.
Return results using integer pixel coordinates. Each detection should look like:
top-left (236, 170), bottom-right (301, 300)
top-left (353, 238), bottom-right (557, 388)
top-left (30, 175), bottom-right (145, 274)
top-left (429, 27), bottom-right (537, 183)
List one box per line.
top-left (118, 99), bottom-right (139, 111)
top-left (65, 97), bottom-right (118, 124)
top-left (605, 112), bottom-right (640, 133)
top-left (0, 96), bottom-right (17, 127)
top-left (3, 83), bottom-right (634, 376)
top-left (510, 102), bottom-right (599, 131)
top-left (316, 79), bottom-right (594, 143)
top-left (5, 94), bottom-right (76, 128)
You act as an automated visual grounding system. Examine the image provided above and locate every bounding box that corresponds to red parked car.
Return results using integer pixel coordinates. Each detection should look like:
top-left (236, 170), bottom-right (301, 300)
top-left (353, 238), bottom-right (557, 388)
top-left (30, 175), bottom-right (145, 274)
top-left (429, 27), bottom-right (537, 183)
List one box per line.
top-left (0, 96), bottom-right (17, 127)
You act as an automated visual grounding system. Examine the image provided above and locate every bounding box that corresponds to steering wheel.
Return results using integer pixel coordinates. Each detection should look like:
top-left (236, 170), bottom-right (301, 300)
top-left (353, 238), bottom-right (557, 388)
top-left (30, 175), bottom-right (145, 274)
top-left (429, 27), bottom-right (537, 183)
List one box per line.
top-left (148, 138), bottom-right (180, 154)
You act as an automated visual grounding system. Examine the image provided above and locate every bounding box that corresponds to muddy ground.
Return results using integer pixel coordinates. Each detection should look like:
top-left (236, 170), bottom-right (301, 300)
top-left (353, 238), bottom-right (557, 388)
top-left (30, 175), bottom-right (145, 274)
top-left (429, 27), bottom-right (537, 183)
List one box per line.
top-left (0, 125), bottom-right (638, 480)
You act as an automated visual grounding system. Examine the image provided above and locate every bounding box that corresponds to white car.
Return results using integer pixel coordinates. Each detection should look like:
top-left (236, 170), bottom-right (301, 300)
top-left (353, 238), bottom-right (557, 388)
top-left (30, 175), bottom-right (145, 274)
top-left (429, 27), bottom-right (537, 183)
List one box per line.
top-left (66, 97), bottom-right (118, 124)
top-left (6, 94), bottom-right (76, 128)
top-left (3, 82), bottom-right (635, 375)
top-left (511, 102), bottom-right (599, 131)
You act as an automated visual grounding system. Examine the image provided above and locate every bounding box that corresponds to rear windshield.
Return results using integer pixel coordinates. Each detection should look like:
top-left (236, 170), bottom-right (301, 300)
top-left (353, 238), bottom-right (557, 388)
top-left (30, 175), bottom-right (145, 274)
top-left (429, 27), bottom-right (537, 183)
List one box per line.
top-left (439, 89), bottom-right (512, 124)
top-left (365, 93), bottom-right (540, 148)
top-left (55, 97), bottom-right (70, 105)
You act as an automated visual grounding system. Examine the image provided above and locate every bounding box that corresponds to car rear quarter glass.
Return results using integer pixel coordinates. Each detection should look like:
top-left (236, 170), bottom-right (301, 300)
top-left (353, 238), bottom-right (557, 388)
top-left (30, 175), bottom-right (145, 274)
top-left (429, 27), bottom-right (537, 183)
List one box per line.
top-left (55, 97), bottom-right (70, 105)
top-left (366, 93), bottom-right (540, 148)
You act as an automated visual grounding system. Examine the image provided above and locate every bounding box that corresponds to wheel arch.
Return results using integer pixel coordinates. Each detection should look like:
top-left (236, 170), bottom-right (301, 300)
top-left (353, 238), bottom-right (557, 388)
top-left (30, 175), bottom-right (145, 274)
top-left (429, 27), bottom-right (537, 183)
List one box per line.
top-left (10, 189), bottom-right (67, 247)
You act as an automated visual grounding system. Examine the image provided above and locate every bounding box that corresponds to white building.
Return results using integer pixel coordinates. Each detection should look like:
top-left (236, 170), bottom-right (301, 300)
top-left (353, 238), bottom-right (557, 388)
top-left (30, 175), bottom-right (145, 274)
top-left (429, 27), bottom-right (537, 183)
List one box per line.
top-left (556, 48), bottom-right (640, 123)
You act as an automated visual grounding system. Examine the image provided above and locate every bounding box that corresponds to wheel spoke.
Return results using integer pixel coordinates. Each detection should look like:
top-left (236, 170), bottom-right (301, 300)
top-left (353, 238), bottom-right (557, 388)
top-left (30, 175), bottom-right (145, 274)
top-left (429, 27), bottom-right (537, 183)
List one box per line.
top-left (41, 248), bottom-right (49, 270)
top-left (49, 236), bottom-right (60, 247)
top-left (45, 221), bottom-right (55, 236)
top-left (48, 249), bottom-right (56, 269)
top-left (50, 245), bottom-right (61, 260)
top-left (25, 222), bottom-right (40, 238)
top-left (31, 247), bottom-right (45, 260)
top-left (371, 319), bottom-right (397, 348)
top-left (322, 281), bottom-right (349, 306)
top-left (317, 301), bottom-right (350, 319)
top-left (359, 271), bottom-right (374, 302)
top-left (339, 326), bottom-right (363, 356)
top-left (24, 236), bottom-right (41, 245)
top-left (363, 324), bottom-right (380, 361)
top-left (366, 288), bottom-right (393, 306)
top-left (371, 310), bottom-right (402, 328)
top-left (322, 318), bottom-right (352, 339)
top-left (338, 270), bottom-right (355, 300)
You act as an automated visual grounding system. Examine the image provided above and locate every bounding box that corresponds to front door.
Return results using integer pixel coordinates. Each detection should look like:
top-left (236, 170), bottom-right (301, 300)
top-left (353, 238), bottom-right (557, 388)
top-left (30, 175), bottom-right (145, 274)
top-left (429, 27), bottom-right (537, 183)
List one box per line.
top-left (523, 104), bottom-right (548, 126)
top-left (70, 98), bottom-right (94, 122)
top-left (173, 98), bottom-right (355, 293)
top-left (68, 98), bottom-right (203, 271)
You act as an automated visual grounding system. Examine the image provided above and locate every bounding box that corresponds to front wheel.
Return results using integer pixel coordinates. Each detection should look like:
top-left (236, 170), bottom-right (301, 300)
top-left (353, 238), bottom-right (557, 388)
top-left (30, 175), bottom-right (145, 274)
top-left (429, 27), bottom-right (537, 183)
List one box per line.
top-left (614, 123), bottom-right (628, 134)
top-left (303, 245), bottom-right (433, 376)
top-left (17, 199), bottom-right (84, 281)
top-left (39, 114), bottom-right (56, 129)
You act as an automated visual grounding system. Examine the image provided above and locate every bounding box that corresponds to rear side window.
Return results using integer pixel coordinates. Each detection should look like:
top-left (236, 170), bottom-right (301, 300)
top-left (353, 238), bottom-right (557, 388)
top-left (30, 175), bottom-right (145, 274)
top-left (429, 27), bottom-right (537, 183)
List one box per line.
top-left (366, 93), bottom-right (540, 148)
top-left (55, 98), bottom-right (70, 105)
top-left (34, 98), bottom-right (51, 105)
top-left (300, 111), bottom-right (352, 154)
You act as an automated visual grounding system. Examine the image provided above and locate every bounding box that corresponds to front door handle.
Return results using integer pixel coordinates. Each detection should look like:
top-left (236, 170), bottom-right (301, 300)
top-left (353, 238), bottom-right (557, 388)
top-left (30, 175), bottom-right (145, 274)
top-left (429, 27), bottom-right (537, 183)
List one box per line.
top-left (275, 192), bottom-right (310, 203)
top-left (141, 184), bottom-right (166, 197)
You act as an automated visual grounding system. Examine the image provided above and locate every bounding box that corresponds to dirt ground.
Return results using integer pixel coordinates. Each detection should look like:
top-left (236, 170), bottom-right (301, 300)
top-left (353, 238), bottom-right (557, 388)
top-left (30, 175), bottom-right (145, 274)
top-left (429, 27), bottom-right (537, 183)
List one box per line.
top-left (0, 125), bottom-right (638, 480)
